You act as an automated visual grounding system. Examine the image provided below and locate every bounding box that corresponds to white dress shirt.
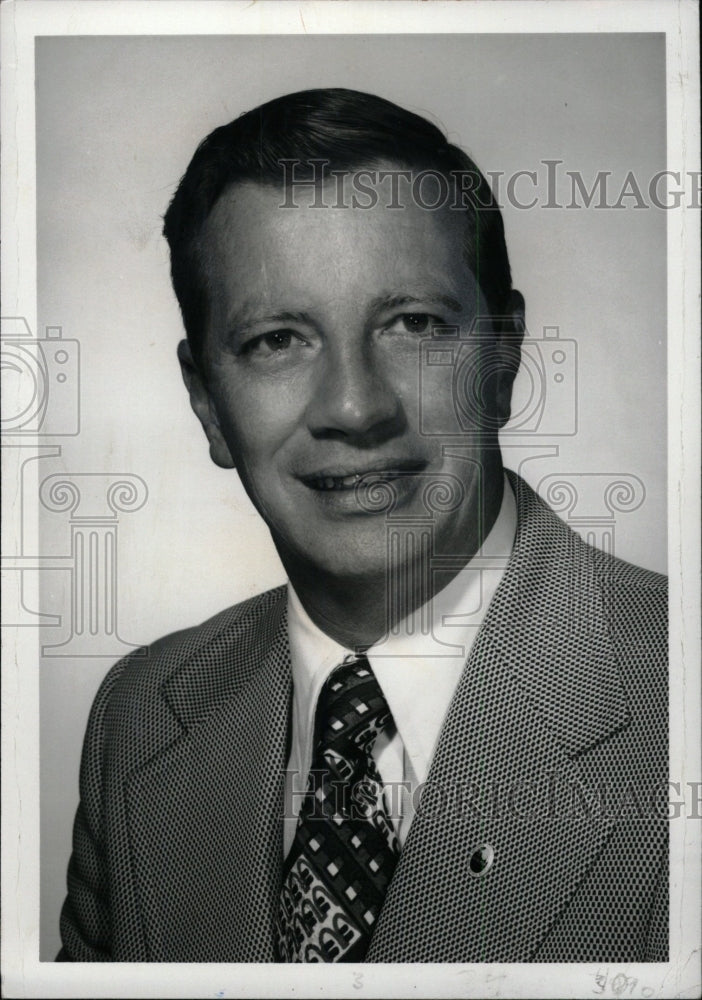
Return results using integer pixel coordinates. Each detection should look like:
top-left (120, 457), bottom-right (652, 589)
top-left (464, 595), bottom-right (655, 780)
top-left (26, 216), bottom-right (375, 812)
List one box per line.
top-left (284, 475), bottom-right (517, 856)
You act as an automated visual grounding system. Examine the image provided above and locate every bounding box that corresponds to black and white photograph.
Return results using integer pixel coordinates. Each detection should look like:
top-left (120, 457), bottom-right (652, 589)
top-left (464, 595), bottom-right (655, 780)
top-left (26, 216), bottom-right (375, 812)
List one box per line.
top-left (1, 2), bottom-right (699, 997)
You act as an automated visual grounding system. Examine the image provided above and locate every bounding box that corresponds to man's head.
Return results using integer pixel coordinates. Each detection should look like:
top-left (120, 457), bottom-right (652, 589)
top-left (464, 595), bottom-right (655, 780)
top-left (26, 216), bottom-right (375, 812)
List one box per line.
top-left (163, 88), bottom-right (524, 596)
top-left (163, 88), bottom-right (516, 370)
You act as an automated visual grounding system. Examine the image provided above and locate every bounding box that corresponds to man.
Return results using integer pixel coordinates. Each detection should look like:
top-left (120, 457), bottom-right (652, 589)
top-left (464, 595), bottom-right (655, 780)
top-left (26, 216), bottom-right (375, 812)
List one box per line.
top-left (58, 88), bottom-right (667, 963)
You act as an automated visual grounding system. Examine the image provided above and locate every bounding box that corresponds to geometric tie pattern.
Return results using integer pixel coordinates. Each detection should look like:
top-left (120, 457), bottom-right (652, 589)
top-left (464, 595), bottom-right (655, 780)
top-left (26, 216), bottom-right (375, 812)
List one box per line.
top-left (274, 655), bottom-right (400, 962)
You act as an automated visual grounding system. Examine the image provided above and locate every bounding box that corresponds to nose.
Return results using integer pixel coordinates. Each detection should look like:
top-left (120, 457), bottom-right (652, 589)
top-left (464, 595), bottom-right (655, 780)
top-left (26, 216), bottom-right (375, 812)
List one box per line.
top-left (305, 341), bottom-right (404, 442)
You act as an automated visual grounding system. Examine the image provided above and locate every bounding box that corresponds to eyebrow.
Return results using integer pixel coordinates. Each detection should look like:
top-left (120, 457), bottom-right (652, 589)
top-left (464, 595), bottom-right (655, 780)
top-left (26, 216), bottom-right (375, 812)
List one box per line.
top-left (226, 291), bottom-right (463, 336)
top-left (227, 308), bottom-right (315, 335)
top-left (368, 292), bottom-right (463, 314)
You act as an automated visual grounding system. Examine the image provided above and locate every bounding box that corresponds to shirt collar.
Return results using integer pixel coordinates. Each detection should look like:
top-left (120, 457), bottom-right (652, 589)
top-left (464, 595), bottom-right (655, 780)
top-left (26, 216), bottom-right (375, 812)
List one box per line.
top-left (287, 473), bottom-right (517, 781)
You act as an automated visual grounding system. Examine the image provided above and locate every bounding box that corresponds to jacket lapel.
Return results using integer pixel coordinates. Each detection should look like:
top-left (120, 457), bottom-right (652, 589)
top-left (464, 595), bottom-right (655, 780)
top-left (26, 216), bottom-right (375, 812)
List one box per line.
top-left (367, 473), bottom-right (631, 961)
top-left (125, 591), bottom-right (291, 962)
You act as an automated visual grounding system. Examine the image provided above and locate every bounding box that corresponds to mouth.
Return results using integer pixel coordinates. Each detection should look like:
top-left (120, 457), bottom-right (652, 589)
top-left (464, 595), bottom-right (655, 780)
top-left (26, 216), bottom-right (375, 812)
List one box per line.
top-left (300, 460), bottom-right (427, 492)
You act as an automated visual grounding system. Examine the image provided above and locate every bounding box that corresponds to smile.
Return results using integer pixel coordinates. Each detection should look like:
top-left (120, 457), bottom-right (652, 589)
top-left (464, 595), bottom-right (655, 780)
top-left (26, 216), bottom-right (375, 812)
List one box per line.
top-left (307, 471), bottom-right (404, 492)
top-left (300, 462), bottom-right (427, 492)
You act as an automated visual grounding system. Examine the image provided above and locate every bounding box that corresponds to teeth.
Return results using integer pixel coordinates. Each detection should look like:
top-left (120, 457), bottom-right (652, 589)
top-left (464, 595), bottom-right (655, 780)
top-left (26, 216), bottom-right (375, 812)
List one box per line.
top-left (338, 474), bottom-right (362, 488)
top-left (315, 474), bottom-right (362, 490)
top-left (311, 471), bottom-right (402, 491)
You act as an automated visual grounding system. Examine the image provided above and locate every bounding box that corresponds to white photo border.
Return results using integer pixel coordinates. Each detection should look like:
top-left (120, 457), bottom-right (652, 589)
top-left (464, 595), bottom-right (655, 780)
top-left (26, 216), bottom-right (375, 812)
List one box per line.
top-left (1, 2), bottom-right (699, 998)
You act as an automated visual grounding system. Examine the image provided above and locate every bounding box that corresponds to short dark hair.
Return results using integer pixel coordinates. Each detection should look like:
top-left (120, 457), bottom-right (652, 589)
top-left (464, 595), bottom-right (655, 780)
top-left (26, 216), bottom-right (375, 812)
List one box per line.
top-left (163, 87), bottom-right (512, 366)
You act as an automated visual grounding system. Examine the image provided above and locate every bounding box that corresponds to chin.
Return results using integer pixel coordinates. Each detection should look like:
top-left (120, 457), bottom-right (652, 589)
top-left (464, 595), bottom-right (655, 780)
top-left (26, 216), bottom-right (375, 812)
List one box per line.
top-left (281, 523), bottom-right (395, 584)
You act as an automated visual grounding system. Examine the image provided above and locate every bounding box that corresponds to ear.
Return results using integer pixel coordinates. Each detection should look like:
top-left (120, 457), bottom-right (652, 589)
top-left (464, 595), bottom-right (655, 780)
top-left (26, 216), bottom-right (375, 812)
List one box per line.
top-left (177, 340), bottom-right (236, 469)
top-left (493, 289), bottom-right (525, 427)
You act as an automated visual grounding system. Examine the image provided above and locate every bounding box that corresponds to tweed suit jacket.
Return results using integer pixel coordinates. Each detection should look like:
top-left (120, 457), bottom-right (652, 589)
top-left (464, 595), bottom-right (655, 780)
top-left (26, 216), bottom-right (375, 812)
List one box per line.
top-left (59, 472), bottom-right (668, 963)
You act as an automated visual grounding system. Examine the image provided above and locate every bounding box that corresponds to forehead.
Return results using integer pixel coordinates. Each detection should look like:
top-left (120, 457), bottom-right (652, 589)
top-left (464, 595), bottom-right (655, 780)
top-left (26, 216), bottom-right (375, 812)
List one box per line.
top-left (199, 175), bottom-right (474, 307)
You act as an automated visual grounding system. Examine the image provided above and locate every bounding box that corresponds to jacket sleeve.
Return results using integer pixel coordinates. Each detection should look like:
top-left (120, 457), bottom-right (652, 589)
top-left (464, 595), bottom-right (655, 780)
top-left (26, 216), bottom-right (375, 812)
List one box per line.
top-left (57, 660), bottom-right (128, 961)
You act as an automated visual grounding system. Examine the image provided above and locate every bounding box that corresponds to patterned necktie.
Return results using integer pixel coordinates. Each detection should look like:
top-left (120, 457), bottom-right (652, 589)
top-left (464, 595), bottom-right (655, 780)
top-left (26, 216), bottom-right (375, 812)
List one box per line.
top-left (275, 655), bottom-right (400, 962)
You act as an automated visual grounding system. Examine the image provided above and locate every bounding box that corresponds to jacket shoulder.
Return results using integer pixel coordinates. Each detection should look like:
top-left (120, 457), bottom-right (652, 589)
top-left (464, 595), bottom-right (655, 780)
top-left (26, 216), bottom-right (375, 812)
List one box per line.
top-left (508, 468), bottom-right (667, 598)
top-left (590, 547), bottom-right (668, 639)
top-left (93, 585), bottom-right (287, 713)
top-left (590, 546), bottom-right (667, 595)
top-left (589, 548), bottom-right (667, 723)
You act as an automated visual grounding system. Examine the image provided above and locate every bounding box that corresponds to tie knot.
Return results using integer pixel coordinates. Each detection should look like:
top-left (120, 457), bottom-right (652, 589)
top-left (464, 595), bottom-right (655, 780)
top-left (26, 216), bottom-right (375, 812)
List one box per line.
top-left (315, 656), bottom-right (392, 758)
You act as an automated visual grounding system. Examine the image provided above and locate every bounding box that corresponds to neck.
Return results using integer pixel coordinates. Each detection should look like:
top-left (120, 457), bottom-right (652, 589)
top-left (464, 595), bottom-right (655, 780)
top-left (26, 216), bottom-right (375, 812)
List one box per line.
top-left (280, 469), bottom-right (505, 650)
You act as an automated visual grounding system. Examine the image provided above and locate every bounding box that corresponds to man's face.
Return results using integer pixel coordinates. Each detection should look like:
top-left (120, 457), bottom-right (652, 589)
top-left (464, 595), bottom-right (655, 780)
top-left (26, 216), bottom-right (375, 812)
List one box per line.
top-left (184, 174), bottom-right (518, 583)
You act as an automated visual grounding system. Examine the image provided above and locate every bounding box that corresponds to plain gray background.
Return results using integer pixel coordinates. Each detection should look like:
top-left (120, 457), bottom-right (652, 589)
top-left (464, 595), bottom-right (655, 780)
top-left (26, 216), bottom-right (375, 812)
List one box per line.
top-left (36, 33), bottom-right (666, 959)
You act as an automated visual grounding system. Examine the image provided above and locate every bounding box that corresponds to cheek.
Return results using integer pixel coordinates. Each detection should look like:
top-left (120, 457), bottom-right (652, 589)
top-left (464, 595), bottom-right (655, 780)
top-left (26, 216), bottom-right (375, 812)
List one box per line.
top-left (216, 379), bottom-right (305, 465)
top-left (375, 341), bottom-right (422, 407)
top-left (413, 360), bottom-right (458, 430)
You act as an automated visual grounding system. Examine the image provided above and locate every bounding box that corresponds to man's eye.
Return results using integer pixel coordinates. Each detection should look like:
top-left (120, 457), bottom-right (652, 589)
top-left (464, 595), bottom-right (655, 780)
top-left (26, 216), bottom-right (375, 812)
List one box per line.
top-left (388, 313), bottom-right (441, 335)
top-left (242, 329), bottom-right (298, 356)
